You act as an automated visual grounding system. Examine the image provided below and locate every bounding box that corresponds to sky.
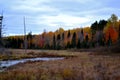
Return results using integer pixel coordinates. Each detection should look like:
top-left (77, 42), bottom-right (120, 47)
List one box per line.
top-left (0, 0), bottom-right (120, 36)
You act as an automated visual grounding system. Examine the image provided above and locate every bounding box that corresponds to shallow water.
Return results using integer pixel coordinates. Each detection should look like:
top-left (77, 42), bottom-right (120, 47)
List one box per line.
top-left (0, 57), bottom-right (64, 68)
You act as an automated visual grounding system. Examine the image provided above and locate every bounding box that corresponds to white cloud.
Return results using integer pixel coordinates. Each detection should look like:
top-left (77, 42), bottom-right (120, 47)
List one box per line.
top-left (11, 5), bottom-right (57, 12)
top-left (81, 7), bottom-right (120, 15)
top-left (2, 0), bottom-right (120, 35)
top-left (35, 14), bottom-right (90, 27)
top-left (54, 0), bottom-right (96, 4)
top-left (11, 0), bottom-right (57, 12)
top-left (15, 0), bottom-right (50, 6)
top-left (75, 0), bottom-right (97, 4)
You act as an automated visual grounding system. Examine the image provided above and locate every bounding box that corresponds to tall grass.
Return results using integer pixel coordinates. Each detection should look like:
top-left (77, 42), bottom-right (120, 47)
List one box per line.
top-left (0, 50), bottom-right (76, 61)
top-left (0, 51), bottom-right (120, 80)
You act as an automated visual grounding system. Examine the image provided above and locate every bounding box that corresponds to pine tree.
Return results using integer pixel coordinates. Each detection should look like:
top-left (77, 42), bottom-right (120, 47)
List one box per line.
top-left (57, 34), bottom-right (60, 40)
top-left (85, 34), bottom-right (89, 48)
top-left (77, 39), bottom-right (81, 48)
top-left (53, 34), bottom-right (56, 49)
top-left (67, 30), bottom-right (71, 38)
top-left (71, 32), bottom-right (76, 48)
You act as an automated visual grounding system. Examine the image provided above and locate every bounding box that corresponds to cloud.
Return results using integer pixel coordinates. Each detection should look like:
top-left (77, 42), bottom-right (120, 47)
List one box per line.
top-left (11, 5), bottom-right (57, 12)
top-left (74, 0), bottom-right (98, 4)
top-left (35, 14), bottom-right (90, 28)
top-left (1, 0), bottom-right (120, 36)
top-left (11, 0), bottom-right (57, 13)
top-left (14, 0), bottom-right (50, 6)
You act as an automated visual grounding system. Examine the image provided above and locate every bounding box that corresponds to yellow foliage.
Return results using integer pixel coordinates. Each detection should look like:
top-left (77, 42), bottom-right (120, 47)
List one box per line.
top-left (83, 27), bottom-right (91, 34)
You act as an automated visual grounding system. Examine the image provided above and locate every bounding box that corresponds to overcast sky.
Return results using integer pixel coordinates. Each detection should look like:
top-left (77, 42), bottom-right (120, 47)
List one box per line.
top-left (0, 0), bottom-right (120, 36)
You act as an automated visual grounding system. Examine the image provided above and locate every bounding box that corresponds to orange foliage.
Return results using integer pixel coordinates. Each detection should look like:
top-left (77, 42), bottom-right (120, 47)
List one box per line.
top-left (105, 26), bottom-right (118, 43)
top-left (39, 37), bottom-right (44, 48)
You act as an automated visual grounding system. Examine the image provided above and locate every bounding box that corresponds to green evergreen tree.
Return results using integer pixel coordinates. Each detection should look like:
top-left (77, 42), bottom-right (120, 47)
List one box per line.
top-left (77, 39), bottom-right (81, 48)
top-left (85, 34), bottom-right (89, 48)
top-left (53, 34), bottom-right (56, 49)
top-left (67, 30), bottom-right (71, 38)
top-left (71, 32), bottom-right (76, 48)
top-left (27, 32), bottom-right (33, 48)
top-left (57, 34), bottom-right (60, 40)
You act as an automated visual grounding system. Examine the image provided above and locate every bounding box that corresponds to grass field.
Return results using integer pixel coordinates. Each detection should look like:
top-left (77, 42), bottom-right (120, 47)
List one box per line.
top-left (0, 49), bottom-right (76, 60)
top-left (0, 49), bottom-right (120, 80)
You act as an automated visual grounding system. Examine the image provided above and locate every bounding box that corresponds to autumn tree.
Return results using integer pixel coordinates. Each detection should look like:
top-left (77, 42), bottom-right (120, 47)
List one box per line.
top-left (104, 26), bottom-right (118, 44)
top-left (118, 24), bottom-right (120, 39)
top-left (43, 31), bottom-right (52, 49)
top-left (104, 14), bottom-right (119, 44)
top-left (3, 14), bottom-right (120, 50)
top-left (67, 41), bottom-right (71, 48)
top-left (39, 35), bottom-right (44, 49)
top-left (58, 27), bottom-right (64, 33)
top-left (62, 32), bottom-right (64, 40)
top-left (118, 24), bottom-right (120, 44)
top-left (106, 14), bottom-right (120, 31)
top-left (107, 33), bottom-right (112, 46)
top-left (108, 14), bottom-right (118, 27)
top-left (71, 32), bottom-right (76, 48)
top-left (47, 31), bottom-right (54, 49)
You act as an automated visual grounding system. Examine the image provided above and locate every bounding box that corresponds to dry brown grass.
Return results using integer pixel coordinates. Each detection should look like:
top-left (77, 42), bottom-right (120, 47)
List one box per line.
top-left (0, 49), bottom-right (76, 60)
top-left (0, 50), bottom-right (120, 80)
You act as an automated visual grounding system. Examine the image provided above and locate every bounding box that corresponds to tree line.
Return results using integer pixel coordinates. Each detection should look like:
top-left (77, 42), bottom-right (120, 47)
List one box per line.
top-left (3, 14), bottom-right (120, 49)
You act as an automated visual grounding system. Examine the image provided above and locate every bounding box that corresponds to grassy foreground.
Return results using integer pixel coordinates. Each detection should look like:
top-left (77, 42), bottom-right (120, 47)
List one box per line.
top-left (0, 49), bottom-right (120, 80)
top-left (0, 49), bottom-right (75, 60)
